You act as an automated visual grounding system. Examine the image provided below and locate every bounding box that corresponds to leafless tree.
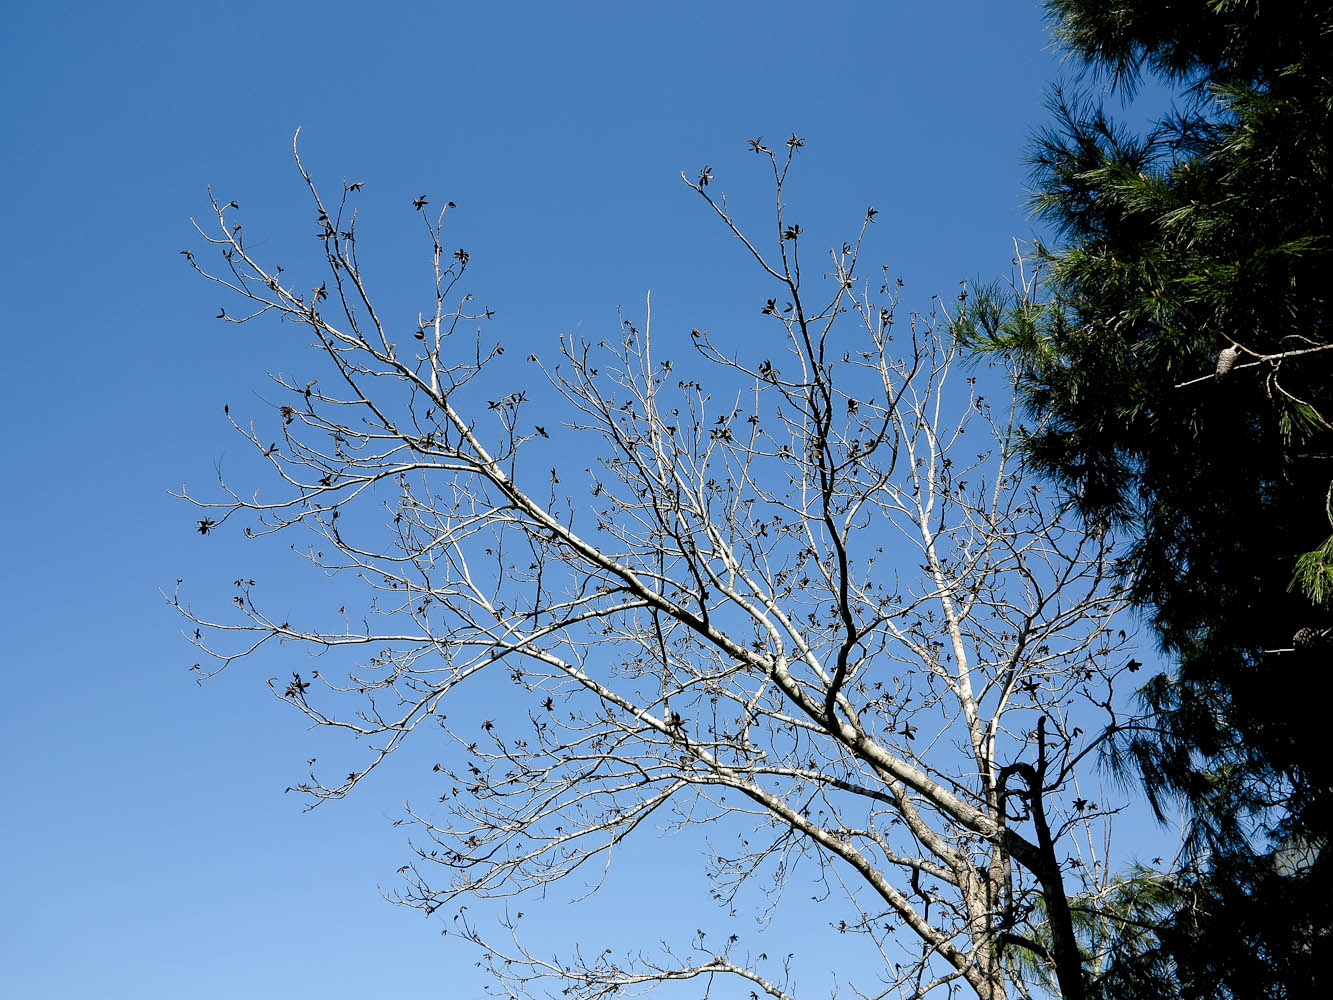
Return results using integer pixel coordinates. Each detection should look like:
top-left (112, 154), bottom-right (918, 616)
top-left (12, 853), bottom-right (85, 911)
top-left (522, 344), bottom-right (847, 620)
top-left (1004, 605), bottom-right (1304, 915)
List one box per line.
top-left (174, 132), bottom-right (1143, 1000)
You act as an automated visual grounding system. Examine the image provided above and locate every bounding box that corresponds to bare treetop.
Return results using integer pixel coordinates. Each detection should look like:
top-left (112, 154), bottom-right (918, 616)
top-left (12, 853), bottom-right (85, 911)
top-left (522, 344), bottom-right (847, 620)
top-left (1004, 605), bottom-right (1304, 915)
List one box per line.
top-left (174, 133), bottom-right (1144, 1000)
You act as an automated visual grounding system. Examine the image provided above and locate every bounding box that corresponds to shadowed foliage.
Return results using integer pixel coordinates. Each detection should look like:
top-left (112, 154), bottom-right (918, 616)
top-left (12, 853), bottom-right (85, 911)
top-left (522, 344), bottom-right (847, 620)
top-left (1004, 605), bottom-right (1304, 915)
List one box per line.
top-left (957, 2), bottom-right (1332, 997)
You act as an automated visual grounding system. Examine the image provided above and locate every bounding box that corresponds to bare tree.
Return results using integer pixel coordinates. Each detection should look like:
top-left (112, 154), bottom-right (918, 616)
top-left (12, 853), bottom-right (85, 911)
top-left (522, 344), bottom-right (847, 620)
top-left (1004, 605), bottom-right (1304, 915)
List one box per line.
top-left (174, 132), bottom-right (1141, 1000)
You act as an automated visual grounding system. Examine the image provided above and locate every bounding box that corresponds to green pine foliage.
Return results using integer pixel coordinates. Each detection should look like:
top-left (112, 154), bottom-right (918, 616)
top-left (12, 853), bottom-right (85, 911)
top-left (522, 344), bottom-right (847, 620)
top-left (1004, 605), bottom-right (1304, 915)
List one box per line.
top-left (960, 2), bottom-right (1333, 997)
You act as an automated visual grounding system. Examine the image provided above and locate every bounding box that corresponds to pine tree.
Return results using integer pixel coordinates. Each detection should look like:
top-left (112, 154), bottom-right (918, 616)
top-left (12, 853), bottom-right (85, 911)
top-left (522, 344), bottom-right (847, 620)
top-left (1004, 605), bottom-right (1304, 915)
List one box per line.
top-left (962, 2), bottom-right (1333, 996)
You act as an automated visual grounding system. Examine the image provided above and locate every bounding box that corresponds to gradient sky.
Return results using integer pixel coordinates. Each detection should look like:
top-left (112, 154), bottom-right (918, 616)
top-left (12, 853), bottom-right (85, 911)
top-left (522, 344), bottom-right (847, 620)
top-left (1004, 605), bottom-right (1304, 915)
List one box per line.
top-left (1, 3), bottom-right (1174, 997)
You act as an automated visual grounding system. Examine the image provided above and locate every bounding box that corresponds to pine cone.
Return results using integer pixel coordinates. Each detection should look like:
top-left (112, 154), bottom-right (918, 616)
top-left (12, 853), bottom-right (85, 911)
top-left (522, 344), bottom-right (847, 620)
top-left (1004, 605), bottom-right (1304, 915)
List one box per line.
top-left (1215, 344), bottom-right (1240, 378)
top-left (1293, 627), bottom-right (1331, 650)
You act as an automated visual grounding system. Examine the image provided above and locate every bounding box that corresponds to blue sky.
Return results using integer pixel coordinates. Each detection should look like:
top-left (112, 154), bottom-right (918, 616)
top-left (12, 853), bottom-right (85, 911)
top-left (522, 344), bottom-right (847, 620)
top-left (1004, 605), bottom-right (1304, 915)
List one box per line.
top-left (1, 3), bottom-right (1172, 997)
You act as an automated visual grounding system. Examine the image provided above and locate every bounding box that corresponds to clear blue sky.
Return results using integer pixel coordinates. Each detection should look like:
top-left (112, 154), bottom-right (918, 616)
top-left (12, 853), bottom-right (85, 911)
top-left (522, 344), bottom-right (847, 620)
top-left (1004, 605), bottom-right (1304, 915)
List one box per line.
top-left (1, 2), bottom-right (1170, 997)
